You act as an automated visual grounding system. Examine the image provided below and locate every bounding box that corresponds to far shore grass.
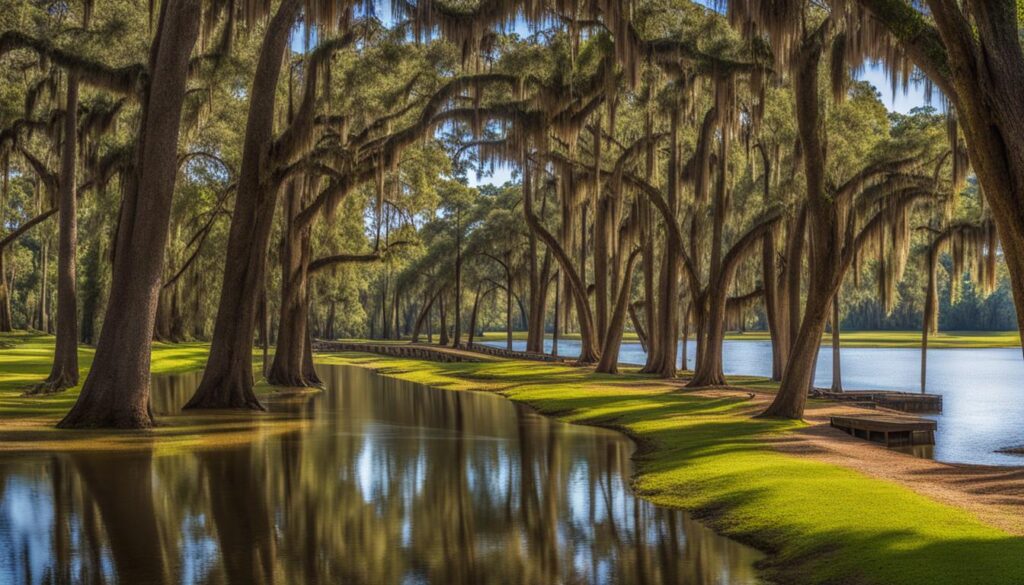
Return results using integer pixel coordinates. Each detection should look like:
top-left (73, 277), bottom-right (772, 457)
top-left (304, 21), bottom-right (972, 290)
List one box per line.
top-left (2, 331), bottom-right (1023, 584)
top-left (477, 329), bottom-right (1023, 348)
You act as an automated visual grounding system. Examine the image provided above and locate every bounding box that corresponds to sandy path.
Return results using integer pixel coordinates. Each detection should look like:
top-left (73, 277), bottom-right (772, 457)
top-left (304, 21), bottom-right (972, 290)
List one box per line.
top-left (701, 389), bottom-right (1024, 536)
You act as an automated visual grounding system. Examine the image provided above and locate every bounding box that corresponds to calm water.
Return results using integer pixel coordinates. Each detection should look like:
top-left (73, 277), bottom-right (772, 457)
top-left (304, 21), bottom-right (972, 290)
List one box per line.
top-left (482, 339), bottom-right (1024, 467)
top-left (0, 365), bottom-right (764, 585)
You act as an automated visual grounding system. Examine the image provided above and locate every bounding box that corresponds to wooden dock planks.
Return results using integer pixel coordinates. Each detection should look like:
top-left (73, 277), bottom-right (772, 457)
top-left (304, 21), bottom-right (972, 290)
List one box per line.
top-left (830, 413), bottom-right (937, 447)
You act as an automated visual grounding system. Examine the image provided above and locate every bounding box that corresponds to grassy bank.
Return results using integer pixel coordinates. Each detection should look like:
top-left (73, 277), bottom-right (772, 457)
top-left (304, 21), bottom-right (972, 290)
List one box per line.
top-left (2, 332), bottom-right (1022, 583)
top-left (318, 352), bottom-right (1024, 585)
top-left (0, 332), bottom-right (296, 452)
top-left (477, 329), bottom-right (1022, 348)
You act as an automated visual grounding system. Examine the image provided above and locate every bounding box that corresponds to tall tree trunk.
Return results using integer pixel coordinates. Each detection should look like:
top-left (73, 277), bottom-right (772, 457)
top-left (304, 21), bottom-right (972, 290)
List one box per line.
top-left (595, 251), bottom-right (640, 374)
top-left (763, 23), bottom-right (840, 419)
top-left (505, 251), bottom-right (513, 351)
top-left (0, 161), bottom-right (12, 332)
top-left (325, 299), bottom-right (335, 340)
top-left (641, 236), bottom-right (658, 370)
top-left (36, 72), bottom-right (79, 393)
top-left (758, 145), bottom-right (784, 381)
top-left (37, 236), bottom-right (48, 332)
top-left (830, 288), bottom-right (843, 392)
top-left (0, 250), bottom-right (11, 332)
top-left (551, 276), bottom-right (559, 356)
top-left (468, 285), bottom-right (485, 346)
top-left (784, 208), bottom-right (806, 362)
top-left (186, 0), bottom-right (301, 410)
top-left (452, 210), bottom-right (462, 347)
top-left (653, 109), bottom-right (682, 378)
top-left (438, 292), bottom-right (449, 345)
top-left (267, 181), bottom-right (318, 388)
top-left (59, 0), bottom-right (202, 428)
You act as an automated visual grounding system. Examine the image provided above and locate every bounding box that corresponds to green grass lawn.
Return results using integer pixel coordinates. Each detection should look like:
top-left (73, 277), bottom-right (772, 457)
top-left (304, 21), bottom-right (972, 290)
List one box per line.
top-left (477, 329), bottom-right (1023, 348)
top-left (2, 331), bottom-right (1022, 583)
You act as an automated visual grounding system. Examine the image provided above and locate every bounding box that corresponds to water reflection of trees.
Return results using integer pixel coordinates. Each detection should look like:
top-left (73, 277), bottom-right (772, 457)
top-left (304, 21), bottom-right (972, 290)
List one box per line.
top-left (0, 365), bottom-right (763, 584)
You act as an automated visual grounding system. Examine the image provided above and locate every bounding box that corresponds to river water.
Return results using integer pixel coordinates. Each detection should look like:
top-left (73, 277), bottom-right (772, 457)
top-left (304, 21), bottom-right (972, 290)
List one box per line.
top-left (481, 339), bottom-right (1024, 467)
top-left (0, 364), bottom-right (764, 585)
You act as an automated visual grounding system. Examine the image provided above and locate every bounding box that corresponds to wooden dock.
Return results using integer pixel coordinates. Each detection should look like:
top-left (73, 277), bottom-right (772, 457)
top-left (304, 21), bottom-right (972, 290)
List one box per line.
top-left (814, 390), bottom-right (942, 413)
top-left (830, 414), bottom-right (937, 447)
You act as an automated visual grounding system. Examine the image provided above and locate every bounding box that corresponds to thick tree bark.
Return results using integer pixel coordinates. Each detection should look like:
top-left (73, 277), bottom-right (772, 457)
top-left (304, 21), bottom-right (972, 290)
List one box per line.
top-left (186, 0), bottom-right (302, 410)
top-left (35, 73), bottom-right (80, 394)
top-left (59, 0), bottom-right (202, 428)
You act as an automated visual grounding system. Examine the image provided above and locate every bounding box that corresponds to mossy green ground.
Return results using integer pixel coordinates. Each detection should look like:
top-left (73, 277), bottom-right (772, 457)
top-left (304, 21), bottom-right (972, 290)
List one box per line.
top-left (2, 332), bottom-right (1023, 583)
top-left (479, 329), bottom-right (1023, 348)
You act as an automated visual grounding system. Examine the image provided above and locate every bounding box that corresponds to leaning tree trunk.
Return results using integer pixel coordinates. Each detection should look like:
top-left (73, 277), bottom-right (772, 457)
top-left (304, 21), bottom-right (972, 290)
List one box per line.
top-left (186, 0), bottom-right (301, 410)
top-left (35, 72), bottom-right (80, 394)
top-left (59, 0), bottom-right (202, 428)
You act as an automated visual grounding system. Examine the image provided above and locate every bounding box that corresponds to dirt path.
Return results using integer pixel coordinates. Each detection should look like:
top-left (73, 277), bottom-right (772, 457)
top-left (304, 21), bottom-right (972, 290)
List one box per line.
top-left (700, 388), bottom-right (1024, 536)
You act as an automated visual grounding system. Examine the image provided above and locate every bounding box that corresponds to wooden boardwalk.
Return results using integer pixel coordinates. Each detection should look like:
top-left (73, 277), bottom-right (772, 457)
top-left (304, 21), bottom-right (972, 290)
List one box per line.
top-left (314, 340), bottom-right (575, 365)
top-left (814, 390), bottom-right (942, 413)
top-left (312, 341), bottom-right (493, 363)
top-left (830, 413), bottom-right (937, 447)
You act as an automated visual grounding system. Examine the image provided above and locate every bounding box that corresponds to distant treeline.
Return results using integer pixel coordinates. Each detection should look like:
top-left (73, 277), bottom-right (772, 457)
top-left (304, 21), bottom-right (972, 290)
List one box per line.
top-left (752, 254), bottom-right (1018, 332)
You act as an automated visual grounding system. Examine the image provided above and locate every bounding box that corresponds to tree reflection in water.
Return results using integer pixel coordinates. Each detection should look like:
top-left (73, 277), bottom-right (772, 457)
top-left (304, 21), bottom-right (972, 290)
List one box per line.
top-left (0, 364), bottom-right (764, 584)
